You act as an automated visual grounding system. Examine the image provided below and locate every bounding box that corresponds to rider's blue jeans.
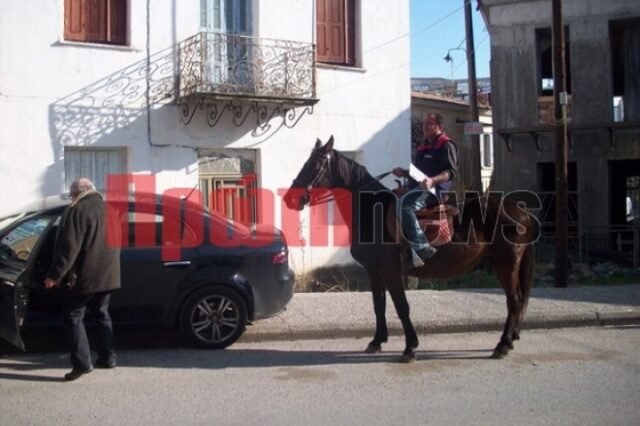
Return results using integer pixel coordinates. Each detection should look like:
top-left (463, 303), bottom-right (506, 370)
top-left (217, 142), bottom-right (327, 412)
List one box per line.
top-left (398, 188), bottom-right (439, 252)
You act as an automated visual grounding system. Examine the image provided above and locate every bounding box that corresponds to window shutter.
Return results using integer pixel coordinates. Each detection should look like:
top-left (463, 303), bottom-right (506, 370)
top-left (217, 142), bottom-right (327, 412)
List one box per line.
top-left (327, 0), bottom-right (346, 63)
top-left (86, 0), bottom-right (107, 42)
top-left (318, 0), bottom-right (347, 64)
top-left (316, 0), bottom-right (330, 62)
top-left (108, 0), bottom-right (127, 44)
top-left (316, 0), bottom-right (353, 65)
top-left (64, 0), bottom-right (127, 45)
top-left (345, 0), bottom-right (355, 65)
top-left (64, 0), bottom-right (86, 41)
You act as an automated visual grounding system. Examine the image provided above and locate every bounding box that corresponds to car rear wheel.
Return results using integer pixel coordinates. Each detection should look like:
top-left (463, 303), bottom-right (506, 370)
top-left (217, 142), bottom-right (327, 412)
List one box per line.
top-left (180, 286), bottom-right (248, 349)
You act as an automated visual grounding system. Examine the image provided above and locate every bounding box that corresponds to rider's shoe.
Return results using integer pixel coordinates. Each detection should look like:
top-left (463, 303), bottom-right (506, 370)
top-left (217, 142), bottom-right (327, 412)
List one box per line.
top-left (408, 249), bottom-right (424, 268)
top-left (416, 245), bottom-right (437, 262)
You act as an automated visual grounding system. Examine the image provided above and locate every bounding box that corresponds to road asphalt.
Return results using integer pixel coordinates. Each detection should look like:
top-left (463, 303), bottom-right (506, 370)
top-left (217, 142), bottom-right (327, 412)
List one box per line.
top-left (241, 284), bottom-right (640, 343)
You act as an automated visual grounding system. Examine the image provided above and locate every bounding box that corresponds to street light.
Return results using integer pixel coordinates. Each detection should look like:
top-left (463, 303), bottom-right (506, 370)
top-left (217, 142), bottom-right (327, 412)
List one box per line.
top-left (443, 47), bottom-right (467, 95)
top-left (443, 47), bottom-right (466, 63)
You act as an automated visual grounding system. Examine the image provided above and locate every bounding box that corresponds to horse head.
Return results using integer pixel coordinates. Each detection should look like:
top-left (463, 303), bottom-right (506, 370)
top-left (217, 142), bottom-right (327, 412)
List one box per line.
top-left (283, 136), bottom-right (336, 210)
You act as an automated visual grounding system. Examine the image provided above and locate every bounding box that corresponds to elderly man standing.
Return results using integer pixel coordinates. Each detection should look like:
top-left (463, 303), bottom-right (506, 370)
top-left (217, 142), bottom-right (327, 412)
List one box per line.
top-left (44, 177), bottom-right (121, 381)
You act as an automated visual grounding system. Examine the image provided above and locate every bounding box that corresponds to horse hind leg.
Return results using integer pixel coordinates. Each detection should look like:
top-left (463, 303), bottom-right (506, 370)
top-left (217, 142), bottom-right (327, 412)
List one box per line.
top-left (493, 265), bottom-right (523, 359)
top-left (492, 292), bottom-right (521, 358)
top-left (512, 243), bottom-right (534, 345)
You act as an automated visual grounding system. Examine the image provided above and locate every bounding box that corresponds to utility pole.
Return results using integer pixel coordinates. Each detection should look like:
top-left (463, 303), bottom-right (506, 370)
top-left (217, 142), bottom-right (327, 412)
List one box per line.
top-left (464, 0), bottom-right (482, 192)
top-left (553, 0), bottom-right (569, 288)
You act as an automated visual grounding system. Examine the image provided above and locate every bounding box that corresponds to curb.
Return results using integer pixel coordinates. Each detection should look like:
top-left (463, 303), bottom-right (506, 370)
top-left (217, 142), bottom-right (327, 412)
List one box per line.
top-left (239, 311), bottom-right (640, 343)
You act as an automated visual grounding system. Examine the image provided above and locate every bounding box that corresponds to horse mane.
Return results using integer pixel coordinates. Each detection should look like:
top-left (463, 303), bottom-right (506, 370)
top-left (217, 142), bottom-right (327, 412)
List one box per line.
top-left (331, 149), bottom-right (386, 192)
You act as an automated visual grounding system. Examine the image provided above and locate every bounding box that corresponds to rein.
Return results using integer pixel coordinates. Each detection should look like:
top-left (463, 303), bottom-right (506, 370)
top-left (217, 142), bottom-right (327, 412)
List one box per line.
top-left (308, 171), bottom-right (393, 206)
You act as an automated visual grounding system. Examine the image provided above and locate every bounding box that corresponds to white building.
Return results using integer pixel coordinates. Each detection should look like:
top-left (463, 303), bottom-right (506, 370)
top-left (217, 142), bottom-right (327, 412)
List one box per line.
top-left (0, 0), bottom-right (411, 273)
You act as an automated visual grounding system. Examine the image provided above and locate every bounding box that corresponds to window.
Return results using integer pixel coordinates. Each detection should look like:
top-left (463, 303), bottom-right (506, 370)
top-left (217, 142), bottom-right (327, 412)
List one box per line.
top-left (610, 19), bottom-right (640, 122)
top-left (199, 174), bottom-right (257, 224)
top-left (64, 147), bottom-right (127, 192)
top-left (200, 0), bottom-right (252, 33)
top-left (481, 133), bottom-right (493, 169)
top-left (625, 176), bottom-right (639, 225)
top-left (537, 162), bottom-right (578, 236)
top-left (536, 27), bottom-right (572, 125)
top-left (316, 0), bottom-right (356, 65)
top-left (200, 0), bottom-right (253, 87)
top-left (536, 27), bottom-right (571, 96)
top-left (198, 149), bottom-right (257, 224)
top-left (64, 0), bottom-right (127, 45)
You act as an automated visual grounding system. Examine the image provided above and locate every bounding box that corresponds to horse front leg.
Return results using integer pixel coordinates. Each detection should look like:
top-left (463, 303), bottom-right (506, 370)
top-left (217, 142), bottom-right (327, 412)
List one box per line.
top-left (493, 292), bottom-right (520, 358)
top-left (388, 284), bottom-right (419, 363)
top-left (365, 277), bottom-right (388, 354)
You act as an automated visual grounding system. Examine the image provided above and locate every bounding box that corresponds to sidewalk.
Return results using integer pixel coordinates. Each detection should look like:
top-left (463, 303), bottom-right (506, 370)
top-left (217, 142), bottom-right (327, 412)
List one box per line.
top-left (241, 285), bottom-right (640, 342)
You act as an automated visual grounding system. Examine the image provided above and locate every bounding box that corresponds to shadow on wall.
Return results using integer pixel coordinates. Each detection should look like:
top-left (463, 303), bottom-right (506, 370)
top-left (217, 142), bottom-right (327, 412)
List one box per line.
top-left (44, 37), bottom-right (312, 196)
top-left (45, 44), bottom-right (179, 195)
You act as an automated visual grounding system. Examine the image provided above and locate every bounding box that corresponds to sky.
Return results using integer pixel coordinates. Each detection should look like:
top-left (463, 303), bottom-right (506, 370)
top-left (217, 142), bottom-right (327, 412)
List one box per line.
top-left (410, 0), bottom-right (490, 79)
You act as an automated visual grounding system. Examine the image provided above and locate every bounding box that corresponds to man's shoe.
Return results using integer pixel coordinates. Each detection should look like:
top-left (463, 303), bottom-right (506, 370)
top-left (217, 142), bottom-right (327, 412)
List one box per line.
top-left (416, 245), bottom-right (437, 262)
top-left (64, 367), bottom-right (93, 381)
top-left (95, 359), bottom-right (116, 369)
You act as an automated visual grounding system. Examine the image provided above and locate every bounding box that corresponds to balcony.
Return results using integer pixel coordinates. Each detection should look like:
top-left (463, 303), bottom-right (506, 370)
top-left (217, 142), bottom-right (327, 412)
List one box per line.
top-left (178, 32), bottom-right (318, 129)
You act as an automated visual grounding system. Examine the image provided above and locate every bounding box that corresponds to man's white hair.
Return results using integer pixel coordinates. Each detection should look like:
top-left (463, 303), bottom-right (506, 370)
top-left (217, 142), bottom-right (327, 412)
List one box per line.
top-left (70, 177), bottom-right (96, 195)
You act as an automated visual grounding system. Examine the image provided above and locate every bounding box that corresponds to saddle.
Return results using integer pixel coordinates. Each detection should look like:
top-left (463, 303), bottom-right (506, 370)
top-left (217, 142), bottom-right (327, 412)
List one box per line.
top-left (387, 203), bottom-right (458, 247)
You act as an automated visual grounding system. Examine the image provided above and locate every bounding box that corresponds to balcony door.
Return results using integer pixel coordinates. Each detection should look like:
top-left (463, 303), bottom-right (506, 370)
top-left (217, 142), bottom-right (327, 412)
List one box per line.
top-left (201, 0), bottom-right (253, 91)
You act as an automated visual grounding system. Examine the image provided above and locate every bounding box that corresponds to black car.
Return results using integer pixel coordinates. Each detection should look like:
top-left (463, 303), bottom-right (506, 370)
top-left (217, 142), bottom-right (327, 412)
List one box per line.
top-left (0, 193), bottom-right (294, 350)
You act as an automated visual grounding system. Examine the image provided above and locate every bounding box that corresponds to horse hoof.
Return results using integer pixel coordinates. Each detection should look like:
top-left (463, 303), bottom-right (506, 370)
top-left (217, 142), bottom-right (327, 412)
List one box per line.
top-left (507, 342), bottom-right (514, 350)
top-left (491, 350), bottom-right (505, 359)
top-left (399, 353), bottom-right (416, 363)
top-left (365, 343), bottom-right (382, 354)
top-left (492, 346), bottom-right (509, 359)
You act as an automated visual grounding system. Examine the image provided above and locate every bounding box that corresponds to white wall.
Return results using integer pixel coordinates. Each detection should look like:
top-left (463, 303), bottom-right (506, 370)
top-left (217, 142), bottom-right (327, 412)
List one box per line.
top-left (0, 0), bottom-right (410, 272)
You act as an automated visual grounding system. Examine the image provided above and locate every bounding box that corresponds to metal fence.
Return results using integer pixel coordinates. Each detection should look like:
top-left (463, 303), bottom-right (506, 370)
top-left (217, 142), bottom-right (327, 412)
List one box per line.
top-left (178, 31), bottom-right (316, 101)
top-left (535, 191), bottom-right (639, 267)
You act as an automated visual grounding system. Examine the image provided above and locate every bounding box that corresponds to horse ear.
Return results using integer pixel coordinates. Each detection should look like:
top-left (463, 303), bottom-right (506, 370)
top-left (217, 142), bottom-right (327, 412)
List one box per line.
top-left (315, 138), bottom-right (322, 149)
top-left (324, 135), bottom-right (334, 154)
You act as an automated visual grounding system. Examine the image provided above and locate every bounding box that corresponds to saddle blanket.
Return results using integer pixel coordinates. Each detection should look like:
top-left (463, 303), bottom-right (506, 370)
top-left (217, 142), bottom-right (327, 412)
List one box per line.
top-left (419, 217), bottom-right (452, 246)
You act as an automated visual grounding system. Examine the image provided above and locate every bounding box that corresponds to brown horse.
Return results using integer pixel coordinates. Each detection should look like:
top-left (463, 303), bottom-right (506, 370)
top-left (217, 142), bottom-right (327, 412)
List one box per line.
top-left (283, 137), bottom-right (537, 362)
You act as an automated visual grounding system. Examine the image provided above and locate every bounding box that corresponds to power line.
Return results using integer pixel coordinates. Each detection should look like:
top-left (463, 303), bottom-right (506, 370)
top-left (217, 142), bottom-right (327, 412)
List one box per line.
top-left (324, 4), bottom-right (482, 95)
top-left (364, 4), bottom-right (465, 54)
top-left (411, 5), bottom-right (465, 39)
top-left (450, 32), bottom-right (490, 77)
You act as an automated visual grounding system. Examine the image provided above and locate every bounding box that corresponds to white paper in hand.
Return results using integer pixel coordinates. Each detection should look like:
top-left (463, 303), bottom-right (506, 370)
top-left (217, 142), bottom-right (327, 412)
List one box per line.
top-left (409, 164), bottom-right (436, 195)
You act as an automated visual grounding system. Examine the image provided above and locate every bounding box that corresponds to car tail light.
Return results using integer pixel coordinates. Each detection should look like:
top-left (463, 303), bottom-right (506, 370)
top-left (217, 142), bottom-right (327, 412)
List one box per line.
top-left (271, 248), bottom-right (288, 265)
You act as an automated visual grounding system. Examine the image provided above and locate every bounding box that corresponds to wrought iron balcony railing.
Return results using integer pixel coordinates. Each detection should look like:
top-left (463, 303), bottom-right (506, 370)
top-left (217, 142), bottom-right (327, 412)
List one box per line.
top-left (178, 32), bottom-right (317, 104)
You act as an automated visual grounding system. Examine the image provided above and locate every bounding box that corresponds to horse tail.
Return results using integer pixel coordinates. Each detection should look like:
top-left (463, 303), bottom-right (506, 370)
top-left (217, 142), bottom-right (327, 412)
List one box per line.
top-left (519, 240), bottom-right (535, 318)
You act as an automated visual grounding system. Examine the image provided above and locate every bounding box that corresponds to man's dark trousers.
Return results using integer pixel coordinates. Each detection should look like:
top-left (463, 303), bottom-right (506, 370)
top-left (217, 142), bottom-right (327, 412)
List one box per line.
top-left (64, 291), bottom-right (115, 370)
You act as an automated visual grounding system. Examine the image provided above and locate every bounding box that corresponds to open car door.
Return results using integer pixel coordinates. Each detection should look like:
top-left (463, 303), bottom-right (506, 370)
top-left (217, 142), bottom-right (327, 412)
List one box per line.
top-left (0, 216), bottom-right (54, 350)
top-left (0, 268), bottom-right (29, 350)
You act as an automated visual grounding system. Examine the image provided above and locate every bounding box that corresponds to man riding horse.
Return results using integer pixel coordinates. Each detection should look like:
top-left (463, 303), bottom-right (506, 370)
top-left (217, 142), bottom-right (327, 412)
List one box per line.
top-left (393, 112), bottom-right (459, 267)
top-left (284, 134), bottom-right (535, 362)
